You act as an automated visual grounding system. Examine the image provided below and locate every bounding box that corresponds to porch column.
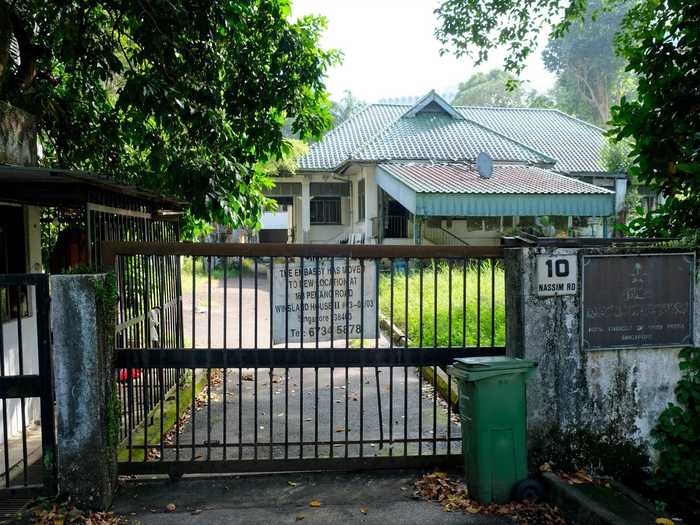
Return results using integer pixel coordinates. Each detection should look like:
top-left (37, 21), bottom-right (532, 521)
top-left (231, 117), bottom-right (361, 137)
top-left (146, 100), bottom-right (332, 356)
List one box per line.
top-left (413, 215), bottom-right (422, 245)
top-left (364, 167), bottom-right (379, 241)
top-left (301, 179), bottom-right (310, 242)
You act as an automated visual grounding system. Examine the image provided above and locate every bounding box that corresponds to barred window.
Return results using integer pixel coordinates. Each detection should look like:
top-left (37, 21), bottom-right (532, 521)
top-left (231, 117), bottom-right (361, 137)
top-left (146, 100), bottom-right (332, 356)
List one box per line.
top-left (310, 197), bottom-right (341, 225)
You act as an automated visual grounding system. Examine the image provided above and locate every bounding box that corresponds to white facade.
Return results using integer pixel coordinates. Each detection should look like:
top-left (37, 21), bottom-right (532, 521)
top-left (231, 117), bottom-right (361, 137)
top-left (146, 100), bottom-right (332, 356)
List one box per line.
top-left (273, 164), bottom-right (616, 246)
top-left (0, 204), bottom-right (42, 444)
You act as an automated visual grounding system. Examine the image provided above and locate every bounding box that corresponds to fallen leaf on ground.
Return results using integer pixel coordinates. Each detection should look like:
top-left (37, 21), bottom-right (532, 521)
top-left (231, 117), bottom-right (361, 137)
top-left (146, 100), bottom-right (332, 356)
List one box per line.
top-left (165, 503), bottom-right (176, 513)
top-left (309, 500), bottom-right (322, 508)
top-left (413, 472), bottom-right (567, 525)
top-left (288, 481), bottom-right (299, 487)
top-left (360, 507), bottom-right (368, 514)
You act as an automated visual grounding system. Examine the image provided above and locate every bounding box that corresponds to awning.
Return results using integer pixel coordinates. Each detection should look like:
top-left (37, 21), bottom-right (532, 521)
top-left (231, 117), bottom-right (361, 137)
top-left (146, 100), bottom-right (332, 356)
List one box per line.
top-left (376, 163), bottom-right (615, 217)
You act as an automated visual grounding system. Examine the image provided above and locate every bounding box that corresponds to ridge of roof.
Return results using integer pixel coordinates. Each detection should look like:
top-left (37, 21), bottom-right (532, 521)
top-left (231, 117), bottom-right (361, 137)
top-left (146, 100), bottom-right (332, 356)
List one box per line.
top-left (548, 108), bottom-right (607, 133)
top-left (458, 117), bottom-right (557, 164)
top-left (348, 110), bottom-right (554, 165)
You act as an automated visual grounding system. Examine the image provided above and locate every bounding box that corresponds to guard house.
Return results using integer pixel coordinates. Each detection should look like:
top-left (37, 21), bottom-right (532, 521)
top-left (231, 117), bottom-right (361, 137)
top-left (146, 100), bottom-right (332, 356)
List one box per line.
top-left (265, 91), bottom-right (622, 245)
top-left (0, 164), bottom-right (183, 466)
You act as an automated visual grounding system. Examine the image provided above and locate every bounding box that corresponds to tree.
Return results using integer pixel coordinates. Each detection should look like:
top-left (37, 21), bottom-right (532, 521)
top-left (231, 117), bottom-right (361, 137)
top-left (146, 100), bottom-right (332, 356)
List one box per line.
top-left (452, 69), bottom-right (528, 107)
top-left (331, 90), bottom-right (366, 125)
top-left (612, 0), bottom-right (700, 238)
top-left (542, 0), bottom-right (631, 125)
top-left (435, 0), bottom-right (700, 237)
top-left (0, 1), bottom-right (338, 233)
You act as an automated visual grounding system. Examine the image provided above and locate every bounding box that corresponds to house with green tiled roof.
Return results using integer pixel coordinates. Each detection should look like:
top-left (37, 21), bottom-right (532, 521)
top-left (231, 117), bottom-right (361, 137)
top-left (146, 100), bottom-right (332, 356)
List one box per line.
top-left (263, 91), bottom-right (624, 245)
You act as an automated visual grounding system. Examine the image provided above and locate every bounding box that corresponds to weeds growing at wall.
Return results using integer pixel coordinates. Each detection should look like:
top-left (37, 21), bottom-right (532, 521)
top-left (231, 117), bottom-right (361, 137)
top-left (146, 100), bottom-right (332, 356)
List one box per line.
top-left (378, 261), bottom-right (506, 347)
top-left (651, 347), bottom-right (700, 496)
top-left (529, 423), bottom-right (649, 487)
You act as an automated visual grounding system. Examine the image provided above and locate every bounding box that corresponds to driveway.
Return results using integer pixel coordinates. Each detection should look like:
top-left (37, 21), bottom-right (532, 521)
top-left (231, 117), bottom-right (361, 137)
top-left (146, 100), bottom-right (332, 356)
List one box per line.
top-left (113, 470), bottom-right (512, 525)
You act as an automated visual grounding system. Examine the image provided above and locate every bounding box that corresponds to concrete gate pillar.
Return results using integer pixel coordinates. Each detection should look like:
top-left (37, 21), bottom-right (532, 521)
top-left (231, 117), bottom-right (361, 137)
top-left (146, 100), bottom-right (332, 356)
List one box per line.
top-left (504, 244), bottom-right (700, 449)
top-left (51, 274), bottom-right (117, 509)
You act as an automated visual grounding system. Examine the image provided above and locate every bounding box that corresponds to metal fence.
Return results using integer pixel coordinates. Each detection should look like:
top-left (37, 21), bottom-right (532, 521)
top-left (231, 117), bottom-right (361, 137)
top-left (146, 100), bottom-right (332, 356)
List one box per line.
top-left (0, 274), bottom-right (55, 497)
top-left (104, 242), bottom-right (505, 476)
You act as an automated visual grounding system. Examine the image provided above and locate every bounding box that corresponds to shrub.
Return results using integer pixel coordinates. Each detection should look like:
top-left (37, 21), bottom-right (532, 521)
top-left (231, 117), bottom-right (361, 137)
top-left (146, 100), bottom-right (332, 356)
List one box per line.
top-left (651, 347), bottom-right (700, 495)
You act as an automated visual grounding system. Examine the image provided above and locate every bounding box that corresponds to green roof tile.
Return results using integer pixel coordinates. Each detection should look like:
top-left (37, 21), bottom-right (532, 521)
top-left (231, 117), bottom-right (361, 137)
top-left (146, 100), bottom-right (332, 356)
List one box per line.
top-left (352, 113), bottom-right (552, 164)
top-left (297, 97), bottom-right (609, 175)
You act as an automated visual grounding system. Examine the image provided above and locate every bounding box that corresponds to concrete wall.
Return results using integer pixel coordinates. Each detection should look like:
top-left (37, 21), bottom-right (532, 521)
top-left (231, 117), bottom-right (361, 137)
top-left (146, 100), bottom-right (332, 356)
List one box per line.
top-left (505, 245), bottom-right (699, 448)
top-left (0, 205), bottom-right (43, 444)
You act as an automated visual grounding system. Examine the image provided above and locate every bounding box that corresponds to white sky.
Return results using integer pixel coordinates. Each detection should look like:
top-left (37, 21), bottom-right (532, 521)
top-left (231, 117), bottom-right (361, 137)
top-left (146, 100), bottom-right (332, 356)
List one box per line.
top-left (293, 0), bottom-right (556, 103)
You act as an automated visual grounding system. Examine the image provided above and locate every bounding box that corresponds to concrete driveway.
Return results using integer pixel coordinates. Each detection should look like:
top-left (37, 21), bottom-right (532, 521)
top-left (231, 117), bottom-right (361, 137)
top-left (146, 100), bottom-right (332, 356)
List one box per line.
top-left (113, 470), bottom-right (513, 525)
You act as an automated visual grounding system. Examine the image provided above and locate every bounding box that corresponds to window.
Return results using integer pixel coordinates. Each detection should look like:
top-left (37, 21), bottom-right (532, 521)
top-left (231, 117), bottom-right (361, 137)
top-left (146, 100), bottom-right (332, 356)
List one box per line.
top-left (310, 197), bottom-right (341, 225)
top-left (0, 205), bottom-right (29, 322)
top-left (358, 179), bottom-right (365, 220)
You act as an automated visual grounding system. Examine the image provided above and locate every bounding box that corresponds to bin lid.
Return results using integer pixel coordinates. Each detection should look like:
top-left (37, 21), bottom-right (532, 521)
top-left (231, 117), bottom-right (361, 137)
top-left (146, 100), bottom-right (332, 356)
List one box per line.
top-left (452, 356), bottom-right (537, 372)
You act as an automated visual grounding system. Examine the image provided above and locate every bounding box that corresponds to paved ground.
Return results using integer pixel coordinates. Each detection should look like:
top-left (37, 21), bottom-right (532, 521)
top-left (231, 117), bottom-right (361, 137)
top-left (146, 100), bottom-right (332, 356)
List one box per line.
top-left (0, 423), bottom-right (42, 486)
top-left (113, 470), bottom-right (512, 525)
top-left (168, 271), bottom-right (460, 461)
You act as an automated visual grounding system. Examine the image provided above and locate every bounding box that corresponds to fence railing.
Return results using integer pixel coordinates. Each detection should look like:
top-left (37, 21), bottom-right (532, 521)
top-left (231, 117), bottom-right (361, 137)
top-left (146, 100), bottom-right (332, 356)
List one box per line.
top-left (0, 274), bottom-right (55, 496)
top-left (104, 242), bottom-right (505, 475)
top-left (423, 224), bottom-right (470, 246)
top-left (383, 215), bottom-right (409, 239)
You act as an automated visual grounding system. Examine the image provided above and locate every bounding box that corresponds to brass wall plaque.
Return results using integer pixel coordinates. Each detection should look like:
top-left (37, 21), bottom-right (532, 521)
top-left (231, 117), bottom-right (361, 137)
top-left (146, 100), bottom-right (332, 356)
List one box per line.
top-left (582, 253), bottom-right (695, 350)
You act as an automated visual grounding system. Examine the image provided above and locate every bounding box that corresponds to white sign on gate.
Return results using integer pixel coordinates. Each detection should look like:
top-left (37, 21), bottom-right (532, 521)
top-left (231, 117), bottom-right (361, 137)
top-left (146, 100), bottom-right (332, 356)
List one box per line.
top-left (271, 259), bottom-right (377, 344)
top-left (536, 254), bottom-right (578, 297)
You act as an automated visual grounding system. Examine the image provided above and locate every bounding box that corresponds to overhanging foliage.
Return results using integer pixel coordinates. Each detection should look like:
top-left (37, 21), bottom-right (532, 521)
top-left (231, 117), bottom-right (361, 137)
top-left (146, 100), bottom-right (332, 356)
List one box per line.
top-left (0, 1), bottom-right (339, 234)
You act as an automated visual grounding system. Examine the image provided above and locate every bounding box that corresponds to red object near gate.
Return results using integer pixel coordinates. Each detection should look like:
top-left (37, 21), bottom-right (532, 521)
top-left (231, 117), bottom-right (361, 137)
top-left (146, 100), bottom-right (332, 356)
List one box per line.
top-left (118, 368), bottom-right (142, 383)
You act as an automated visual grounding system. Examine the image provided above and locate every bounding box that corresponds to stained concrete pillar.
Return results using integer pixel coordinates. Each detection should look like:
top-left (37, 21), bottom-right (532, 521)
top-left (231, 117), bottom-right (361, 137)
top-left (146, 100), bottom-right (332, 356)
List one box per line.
top-left (505, 245), bottom-right (699, 450)
top-left (51, 274), bottom-right (117, 509)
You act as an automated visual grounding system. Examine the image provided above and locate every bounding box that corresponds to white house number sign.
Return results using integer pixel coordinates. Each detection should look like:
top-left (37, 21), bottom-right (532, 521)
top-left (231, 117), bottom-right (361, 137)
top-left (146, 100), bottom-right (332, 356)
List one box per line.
top-left (536, 254), bottom-right (578, 297)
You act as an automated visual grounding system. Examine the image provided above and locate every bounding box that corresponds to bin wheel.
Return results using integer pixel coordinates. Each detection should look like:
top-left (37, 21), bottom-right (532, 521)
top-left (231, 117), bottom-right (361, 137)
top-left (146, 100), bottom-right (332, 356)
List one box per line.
top-left (168, 471), bottom-right (183, 482)
top-left (512, 478), bottom-right (543, 503)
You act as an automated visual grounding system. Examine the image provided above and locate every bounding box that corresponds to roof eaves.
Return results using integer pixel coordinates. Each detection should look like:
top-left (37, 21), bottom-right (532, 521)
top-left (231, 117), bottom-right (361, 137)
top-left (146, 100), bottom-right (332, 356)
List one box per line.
top-left (531, 167), bottom-right (615, 194)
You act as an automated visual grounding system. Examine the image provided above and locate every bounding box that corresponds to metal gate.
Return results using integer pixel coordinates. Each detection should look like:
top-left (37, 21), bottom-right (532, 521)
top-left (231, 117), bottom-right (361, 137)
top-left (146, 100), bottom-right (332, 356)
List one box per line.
top-left (0, 274), bottom-right (56, 498)
top-left (104, 242), bottom-right (505, 477)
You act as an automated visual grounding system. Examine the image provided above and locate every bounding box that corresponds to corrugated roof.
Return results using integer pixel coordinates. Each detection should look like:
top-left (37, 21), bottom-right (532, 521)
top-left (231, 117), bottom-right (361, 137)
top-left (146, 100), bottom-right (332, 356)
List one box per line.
top-left (377, 162), bottom-right (613, 195)
top-left (351, 113), bottom-right (552, 165)
top-left (297, 100), bottom-right (608, 174)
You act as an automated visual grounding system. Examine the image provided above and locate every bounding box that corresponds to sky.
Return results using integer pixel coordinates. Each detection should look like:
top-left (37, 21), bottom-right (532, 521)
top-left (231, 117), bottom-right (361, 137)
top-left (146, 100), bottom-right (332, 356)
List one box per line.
top-left (292, 0), bottom-right (556, 104)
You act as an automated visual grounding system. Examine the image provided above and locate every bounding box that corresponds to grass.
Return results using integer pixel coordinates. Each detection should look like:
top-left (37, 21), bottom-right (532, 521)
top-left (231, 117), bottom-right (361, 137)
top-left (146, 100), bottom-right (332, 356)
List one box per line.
top-left (117, 369), bottom-right (209, 462)
top-left (180, 256), bottom-right (256, 294)
top-left (378, 261), bottom-right (506, 348)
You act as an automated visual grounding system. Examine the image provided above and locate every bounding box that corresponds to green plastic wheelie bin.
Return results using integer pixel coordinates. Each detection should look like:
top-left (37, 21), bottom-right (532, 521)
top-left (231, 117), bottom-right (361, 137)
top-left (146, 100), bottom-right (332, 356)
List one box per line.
top-left (448, 356), bottom-right (538, 504)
